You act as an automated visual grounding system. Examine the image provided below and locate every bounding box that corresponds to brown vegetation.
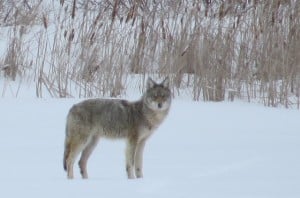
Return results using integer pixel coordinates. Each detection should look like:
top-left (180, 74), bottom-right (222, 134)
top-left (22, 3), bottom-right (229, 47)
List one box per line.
top-left (0, 0), bottom-right (299, 108)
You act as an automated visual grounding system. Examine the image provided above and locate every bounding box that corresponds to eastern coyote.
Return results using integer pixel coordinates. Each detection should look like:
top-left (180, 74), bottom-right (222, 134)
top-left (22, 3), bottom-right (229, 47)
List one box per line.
top-left (63, 77), bottom-right (171, 179)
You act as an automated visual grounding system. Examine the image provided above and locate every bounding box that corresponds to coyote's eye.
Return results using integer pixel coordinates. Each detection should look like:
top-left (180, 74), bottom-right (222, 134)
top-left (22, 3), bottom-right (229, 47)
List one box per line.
top-left (154, 92), bottom-right (164, 98)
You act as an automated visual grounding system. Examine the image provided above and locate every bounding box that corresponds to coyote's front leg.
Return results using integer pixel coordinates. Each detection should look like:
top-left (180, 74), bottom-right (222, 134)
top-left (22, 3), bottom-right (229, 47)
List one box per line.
top-left (135, 139), bottom-right (146, 178)
top-left (126, 137), bottom-right (138, 179)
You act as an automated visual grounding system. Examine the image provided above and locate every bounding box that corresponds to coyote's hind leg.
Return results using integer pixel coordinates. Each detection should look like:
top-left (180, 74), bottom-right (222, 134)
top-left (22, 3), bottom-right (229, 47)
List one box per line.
top-left (79, 135), bottom-right (100, 179)
top-left (64, 140), bottom-right (84, 179)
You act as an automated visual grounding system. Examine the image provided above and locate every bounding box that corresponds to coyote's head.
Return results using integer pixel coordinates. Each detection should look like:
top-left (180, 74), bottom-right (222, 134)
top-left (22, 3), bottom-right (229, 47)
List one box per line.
top-left (144, 77), bottom-right (171, 111)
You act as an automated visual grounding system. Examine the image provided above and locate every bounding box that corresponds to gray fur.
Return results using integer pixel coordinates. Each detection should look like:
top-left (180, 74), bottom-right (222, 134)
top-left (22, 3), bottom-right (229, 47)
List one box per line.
top-left (63, 77), bottom-right (171, 179)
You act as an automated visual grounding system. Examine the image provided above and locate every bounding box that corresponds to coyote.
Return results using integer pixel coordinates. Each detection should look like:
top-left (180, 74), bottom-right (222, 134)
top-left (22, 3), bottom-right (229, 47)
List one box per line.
top-left (63, 77), bottom-right (171, 179)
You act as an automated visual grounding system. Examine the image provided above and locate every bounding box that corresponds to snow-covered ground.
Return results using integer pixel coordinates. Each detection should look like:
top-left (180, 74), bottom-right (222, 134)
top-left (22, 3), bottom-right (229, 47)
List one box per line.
top-left (0, 98), bottom-right (299, 198)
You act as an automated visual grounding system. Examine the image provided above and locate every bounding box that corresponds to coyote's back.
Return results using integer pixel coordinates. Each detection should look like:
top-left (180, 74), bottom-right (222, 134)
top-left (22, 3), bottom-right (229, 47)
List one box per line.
top-left (63, 77), bottom-right (171, 179)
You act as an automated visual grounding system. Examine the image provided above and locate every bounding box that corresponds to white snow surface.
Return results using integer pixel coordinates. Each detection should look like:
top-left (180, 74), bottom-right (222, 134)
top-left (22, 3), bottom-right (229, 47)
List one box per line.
top-left (0, 98), bottom-right (299, 198)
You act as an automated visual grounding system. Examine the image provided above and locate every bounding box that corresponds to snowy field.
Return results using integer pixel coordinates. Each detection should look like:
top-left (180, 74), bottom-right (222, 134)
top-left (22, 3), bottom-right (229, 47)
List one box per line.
top-left (0, 98), bottom-right (299, 198)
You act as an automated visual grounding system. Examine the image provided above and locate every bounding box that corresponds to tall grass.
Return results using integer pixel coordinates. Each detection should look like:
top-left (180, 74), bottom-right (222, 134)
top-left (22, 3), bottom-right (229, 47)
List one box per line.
top-left (0, 0), bottom-right (299, 108)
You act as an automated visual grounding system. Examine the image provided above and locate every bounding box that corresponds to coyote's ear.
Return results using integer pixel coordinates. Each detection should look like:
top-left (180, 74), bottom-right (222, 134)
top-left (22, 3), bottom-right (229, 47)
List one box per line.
top-left (147, 77), bottom-right (156, 89)
top-left (162, 77), bottom-right (170, 88)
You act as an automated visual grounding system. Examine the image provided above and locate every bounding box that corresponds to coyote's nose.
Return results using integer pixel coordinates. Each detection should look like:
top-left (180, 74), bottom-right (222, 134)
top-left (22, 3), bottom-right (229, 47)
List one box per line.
top-left (158, 103), bottom-right (162, 108)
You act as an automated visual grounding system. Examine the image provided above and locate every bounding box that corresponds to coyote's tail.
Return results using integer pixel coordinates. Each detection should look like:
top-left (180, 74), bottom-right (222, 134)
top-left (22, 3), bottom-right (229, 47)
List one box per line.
top-left (63, 148), bottom-right (68, 171)
top-left (63, 125), bottom-right (70, 172)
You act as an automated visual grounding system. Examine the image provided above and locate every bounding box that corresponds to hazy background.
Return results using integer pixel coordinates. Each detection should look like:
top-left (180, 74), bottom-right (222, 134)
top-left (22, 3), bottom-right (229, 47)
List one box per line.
top-left (0, 0), bottom-right (299, 108)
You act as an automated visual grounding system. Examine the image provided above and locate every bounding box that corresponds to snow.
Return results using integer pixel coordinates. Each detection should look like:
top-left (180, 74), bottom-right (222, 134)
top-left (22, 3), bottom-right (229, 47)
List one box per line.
top-left (0, 98), bottom-right (299, 198)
